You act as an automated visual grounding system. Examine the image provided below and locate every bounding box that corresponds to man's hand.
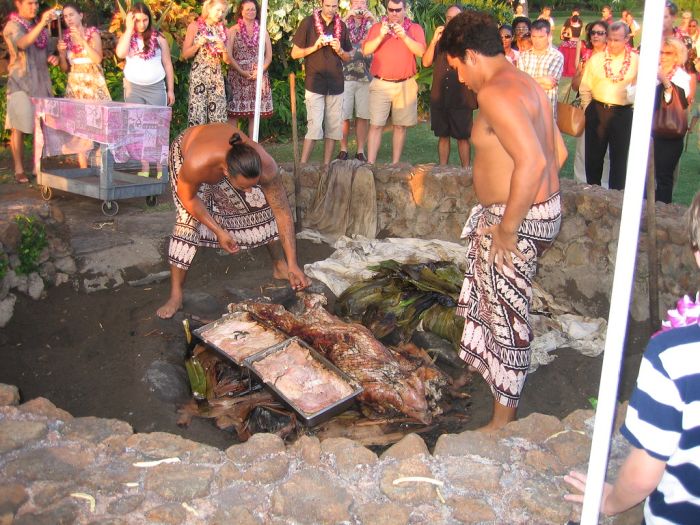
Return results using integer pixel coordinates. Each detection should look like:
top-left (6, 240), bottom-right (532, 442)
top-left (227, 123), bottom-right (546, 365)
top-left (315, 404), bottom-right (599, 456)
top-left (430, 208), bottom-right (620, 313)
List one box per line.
top-left (47, 55), bottom-right (59, 66)
top-left (379, 22), bottom-right (390, 37)
top-left (431, 25), bottom-right (444, 43)
top-left (478, 223), bottom-right (526, 274)
top-left (393, 24), bottom-right (407, 39)
top-left (216, 230), bottom-right (240, 254)
top-left (39, 8), bottom-right (57, 28)
top-left (288, 264), bottom-right (311, 291)
top-left (535, 75), bottom-right (558, 90)
top-left (564, 471), bottom-right (615, 515)
top-left (330, 38), bottom-right (341, 52)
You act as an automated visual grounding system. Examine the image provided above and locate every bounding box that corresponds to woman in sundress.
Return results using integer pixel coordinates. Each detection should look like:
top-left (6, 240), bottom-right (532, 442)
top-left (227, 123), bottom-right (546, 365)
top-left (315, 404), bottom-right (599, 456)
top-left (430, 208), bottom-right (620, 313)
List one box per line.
top-left (182, 0), bottom-right (234, 127)
top-left (226, 0), bottom-right (273, 136)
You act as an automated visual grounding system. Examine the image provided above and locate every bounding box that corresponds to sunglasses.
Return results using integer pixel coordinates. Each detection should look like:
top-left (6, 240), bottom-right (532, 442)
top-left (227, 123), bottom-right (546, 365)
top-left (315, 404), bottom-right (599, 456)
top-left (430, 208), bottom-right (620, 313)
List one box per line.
top-left (387, 7), bottom-right (403, 13)
top-left (500, 34), bottom-right (513, 39)
top-left (590, 30), bottom-right (607, 36)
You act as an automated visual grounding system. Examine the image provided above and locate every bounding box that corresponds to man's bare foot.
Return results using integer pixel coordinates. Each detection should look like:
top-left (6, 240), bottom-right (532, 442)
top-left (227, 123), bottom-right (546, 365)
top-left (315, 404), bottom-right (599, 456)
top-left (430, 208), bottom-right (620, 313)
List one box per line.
top-left (271, 259), bottom-right (289, 280)
top-left (157, 297), bottom-right (182, 319)
top-left (475, 421), bottom-right (507, 433)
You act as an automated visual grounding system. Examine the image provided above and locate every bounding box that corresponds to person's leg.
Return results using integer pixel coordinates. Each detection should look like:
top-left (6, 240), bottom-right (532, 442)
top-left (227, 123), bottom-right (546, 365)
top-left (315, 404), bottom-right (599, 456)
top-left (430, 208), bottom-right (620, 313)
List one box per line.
top-left (367, 125), bottom-right (383, 163)
top-left (481, 401), bottom-right (517, 432)
top-left (607, 108), bottom-right (633, 190)
top-left (10, 129), bottom-right (26, 178)
top-left (654, 137), bottom-right (684, 203)
top-left (367, 79), bottom-right (391, 164)
top-left (339, 80), bottom-right (355, 156)
top-left (355, 118), bottom-right (368, 156)
top-left (247, 118), bottom-right (255, 138)
top-left (157, 265), bottom-right (188, 319)
top-left (323, 93), bottom-right (344, 165)
top-left (340, 119), bottom-right (351, 154)
top-left (301, 139), bottom-right (316, 163)
top-left (323, 138), bottom-right (336, 165)
top-left (229, 116), bottom-right (239, 130)
top-left (391, 125), bottom-right (406, 164)
top-left (266, 239), bottom-right (289, 280)
top-left (438, 136), bottom-right (451, 165)
top-left (457, 139), bottom-right (470, 168)
top-left (302, 90), bottom-right (324, 163)
top-left (584, 103), bottom-right (608, 186)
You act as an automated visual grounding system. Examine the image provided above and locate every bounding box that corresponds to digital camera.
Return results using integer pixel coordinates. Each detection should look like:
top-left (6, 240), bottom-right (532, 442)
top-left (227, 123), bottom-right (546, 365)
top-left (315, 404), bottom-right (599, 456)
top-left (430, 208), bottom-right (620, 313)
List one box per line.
top-left (321, 34), bottom-right (334, 44)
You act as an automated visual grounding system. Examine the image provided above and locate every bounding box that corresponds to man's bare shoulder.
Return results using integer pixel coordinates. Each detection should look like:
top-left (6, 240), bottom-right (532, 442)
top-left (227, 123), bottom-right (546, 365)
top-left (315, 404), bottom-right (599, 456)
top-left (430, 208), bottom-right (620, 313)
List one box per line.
top-left (479, 69), bottom-right (534, 109)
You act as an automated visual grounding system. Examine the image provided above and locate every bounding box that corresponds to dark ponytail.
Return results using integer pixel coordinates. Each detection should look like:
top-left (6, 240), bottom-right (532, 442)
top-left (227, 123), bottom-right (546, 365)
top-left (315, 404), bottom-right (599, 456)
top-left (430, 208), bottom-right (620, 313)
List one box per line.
top-left (226, 133), bottom-right (262, 180)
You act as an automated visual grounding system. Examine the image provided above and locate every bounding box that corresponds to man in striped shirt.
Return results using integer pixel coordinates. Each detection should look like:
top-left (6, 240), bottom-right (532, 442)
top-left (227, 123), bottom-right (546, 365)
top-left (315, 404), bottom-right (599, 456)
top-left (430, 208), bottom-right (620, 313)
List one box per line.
top-left (564, 192), bottom-right (700, 523)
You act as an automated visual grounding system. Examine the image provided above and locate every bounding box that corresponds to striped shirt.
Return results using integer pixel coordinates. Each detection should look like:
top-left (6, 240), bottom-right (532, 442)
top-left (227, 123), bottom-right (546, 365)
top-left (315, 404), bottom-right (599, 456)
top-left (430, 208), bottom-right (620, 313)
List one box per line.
top-left (621, 324), bottom-right (700, 525)
top-left (516, 46), bottom-right (564, 119)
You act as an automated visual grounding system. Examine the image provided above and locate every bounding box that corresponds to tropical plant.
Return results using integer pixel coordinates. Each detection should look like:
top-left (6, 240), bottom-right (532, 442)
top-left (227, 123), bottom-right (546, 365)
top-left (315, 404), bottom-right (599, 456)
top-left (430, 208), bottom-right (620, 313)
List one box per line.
top-left (14, 215), bottom-right (48, 275)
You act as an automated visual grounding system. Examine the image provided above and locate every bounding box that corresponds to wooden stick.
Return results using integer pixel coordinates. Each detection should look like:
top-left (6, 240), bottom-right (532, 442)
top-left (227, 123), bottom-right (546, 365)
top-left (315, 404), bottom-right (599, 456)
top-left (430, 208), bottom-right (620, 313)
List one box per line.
top-left (646, 139), bottom-right (660, 329)
top-left (289, 72), bottom-right (302, 231)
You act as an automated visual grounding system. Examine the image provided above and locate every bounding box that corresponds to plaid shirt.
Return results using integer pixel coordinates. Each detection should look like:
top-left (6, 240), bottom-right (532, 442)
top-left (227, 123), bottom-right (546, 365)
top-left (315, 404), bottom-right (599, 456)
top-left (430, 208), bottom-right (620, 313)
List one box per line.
top-left (517, 47), bottom-right (564, 118)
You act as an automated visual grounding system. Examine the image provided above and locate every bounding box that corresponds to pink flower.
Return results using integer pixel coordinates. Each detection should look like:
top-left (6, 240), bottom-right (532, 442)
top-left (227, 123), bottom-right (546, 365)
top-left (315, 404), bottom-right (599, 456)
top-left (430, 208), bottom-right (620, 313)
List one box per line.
top-left (655, 292), bottom-right (700, 336)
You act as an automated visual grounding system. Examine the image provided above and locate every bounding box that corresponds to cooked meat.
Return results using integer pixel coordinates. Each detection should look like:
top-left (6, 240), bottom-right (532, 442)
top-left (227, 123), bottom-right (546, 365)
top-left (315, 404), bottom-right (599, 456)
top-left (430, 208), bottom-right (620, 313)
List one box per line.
top-left (199, 312), bottom-right (286, 362)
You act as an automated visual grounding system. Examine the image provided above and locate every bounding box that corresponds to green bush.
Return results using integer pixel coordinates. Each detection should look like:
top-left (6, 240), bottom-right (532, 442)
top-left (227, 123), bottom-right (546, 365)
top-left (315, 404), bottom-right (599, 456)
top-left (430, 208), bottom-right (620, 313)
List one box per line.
top-left (14, 215), bottom-right (48, 275)
top-left (0, 253), bottom-right (8, 281)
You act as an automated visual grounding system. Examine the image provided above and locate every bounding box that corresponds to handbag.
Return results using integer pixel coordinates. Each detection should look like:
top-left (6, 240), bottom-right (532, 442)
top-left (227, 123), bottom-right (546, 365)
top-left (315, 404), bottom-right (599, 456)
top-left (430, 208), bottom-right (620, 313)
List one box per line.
top-left (557, 85), bottom-right (585, 137)
top-left (652, 83), bottom-right (688, 140)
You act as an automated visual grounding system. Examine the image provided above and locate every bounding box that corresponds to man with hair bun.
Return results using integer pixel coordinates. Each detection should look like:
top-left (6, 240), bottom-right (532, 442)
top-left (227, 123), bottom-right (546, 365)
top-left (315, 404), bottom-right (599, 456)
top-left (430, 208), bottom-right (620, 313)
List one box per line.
top-left (441, 10), bottom-right (566, 430)
top-left (156, 123), bottom-right (310, 319)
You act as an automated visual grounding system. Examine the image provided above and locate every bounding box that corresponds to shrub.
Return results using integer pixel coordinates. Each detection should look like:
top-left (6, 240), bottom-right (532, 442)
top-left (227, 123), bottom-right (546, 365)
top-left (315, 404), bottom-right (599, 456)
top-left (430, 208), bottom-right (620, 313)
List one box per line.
top-left (14, 215), bottom-right (48, 275)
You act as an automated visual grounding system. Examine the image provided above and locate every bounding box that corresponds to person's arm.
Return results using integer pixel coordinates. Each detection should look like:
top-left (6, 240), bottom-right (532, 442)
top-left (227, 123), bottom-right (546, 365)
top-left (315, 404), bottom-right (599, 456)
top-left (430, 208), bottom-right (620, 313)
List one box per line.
top-left (564, 448), bottom-right (666, 516)
top-left (422, 25), bottom-right (443, 68)
top-left (329, 29), bottom-right (351, 62)
top-left (290, 19), bottom-right (324, 60)
top-left (263, 32), bottom-right (272, 71)
top-left (392, 23), bottom-right (426, 57)
top-left (115, 12), bottom-right (134, 59)
top-left (73, 28), bottom-right (103, 65)
top-left (578, 61), bottom-right (593, 108)
top-left (57, 39), bottom-right (69, 72)
top-left (475, 85), bottom-right (548, 270)
top-left (158, 35), bottom-right (175, 105)
top-left (225, 27), bottom-right (247, 77)
top-left (16, 9), bottom-right (55, 50)
top-left (180, 22), bottom-right (201, 60)
top-left (534, 50), bottom-right (563, 90)
top-left (362, 23), bottom-right (388, 55)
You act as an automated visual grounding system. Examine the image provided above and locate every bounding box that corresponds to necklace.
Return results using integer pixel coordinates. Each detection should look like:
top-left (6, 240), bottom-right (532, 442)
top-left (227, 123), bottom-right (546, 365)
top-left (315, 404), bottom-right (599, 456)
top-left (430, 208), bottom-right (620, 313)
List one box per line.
top-left (63, 26), bottom-right (98, 56)
top-left (345, 15), bottom-right (371, 45)
top-left (9, 12), bottom-right (48, 49)
top-left (129, 31), bottom-right (160, 60)
top-left (603, 47), bottom-right (631, 82)
top-left (197, 17), bottom-right (227, 57)
top-left (655, 293), bottom-right (700, 335)
top-left (380, 15), bottom-right (412, 37)
top-left (313, 9), bottom-right (341, 40)
top-left (237, 18), bottom-right (259, 48)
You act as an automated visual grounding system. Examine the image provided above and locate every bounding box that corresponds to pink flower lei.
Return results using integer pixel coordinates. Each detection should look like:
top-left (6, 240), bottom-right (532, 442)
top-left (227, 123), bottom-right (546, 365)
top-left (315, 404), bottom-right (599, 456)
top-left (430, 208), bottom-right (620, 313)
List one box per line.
top-left (197, 16), bottom-right (227, 57)
top-left (129, 30), bottom-right (160, 60)
top-left (313, 9), bottom-right (342, 40)
top-left (654, 293), bottom-right (700, 336)
top-left (380, 15), bottom-right (412, 37)
top-left (63, 26), bottom-right (98, 56)
top-left (237, 17), bottom-right (259, 48)
top-left (9, 12), bottom-right (48, 50)
top-left (345, 14), bottom-right (371, 45)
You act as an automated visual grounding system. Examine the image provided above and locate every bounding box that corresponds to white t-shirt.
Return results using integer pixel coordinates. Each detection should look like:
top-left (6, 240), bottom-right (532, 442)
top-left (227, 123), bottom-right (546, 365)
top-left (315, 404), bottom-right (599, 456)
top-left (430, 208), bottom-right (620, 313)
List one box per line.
top-left (123, 37), bottom-right (165, 86)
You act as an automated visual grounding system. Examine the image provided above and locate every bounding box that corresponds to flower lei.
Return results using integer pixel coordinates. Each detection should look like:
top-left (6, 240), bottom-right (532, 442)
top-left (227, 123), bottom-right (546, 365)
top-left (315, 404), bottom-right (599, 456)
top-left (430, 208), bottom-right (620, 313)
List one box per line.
top-left (9, 12), bottom-right (48, 50)
top-left (654, 293), bottom-right (700, 336)
top-left (380, 15), bottom-right (412, 37)
top-left (345, 14), bottom-right (371, 45)
top-left (603, 46), bottom-right (631, 82)
top-left (313, 9), bottom-right (342, 40)
top-left (129, 30), bottom-right (160, 60)
top-left (237, 17), bottom-right (259, 48)
top-left (63, 26), bottom-right (98, 56)
top-left (197, 16), bottom-right (227, 57)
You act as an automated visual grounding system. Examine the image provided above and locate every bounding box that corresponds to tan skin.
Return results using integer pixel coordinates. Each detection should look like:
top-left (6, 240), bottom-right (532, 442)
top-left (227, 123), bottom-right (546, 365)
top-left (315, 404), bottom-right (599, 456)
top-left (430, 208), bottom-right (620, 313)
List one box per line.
top-left (156, 123), bottom-right (310, 319)
top-left (571, 23), bottom-right (607, 92)
top-left (226, 0), bottom-right (273, 137)
top-left (447, 50), bottom-right (566, 431)
top-left (9, 0), bottom-right (59, 181)
top-left (181, 0), bottom-right (234, 65)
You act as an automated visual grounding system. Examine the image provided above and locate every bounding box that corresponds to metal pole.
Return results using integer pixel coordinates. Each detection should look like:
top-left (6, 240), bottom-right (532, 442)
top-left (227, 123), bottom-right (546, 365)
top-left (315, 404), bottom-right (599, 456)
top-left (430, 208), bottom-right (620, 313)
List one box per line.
top-left (289, 72), bottom-right (302, 231)
top-left (646, 142), bottom-right (660, 330)
top-left (579, 1), bottom-right (665, 523)
top-left (252, 0), bottom-right (269, 142)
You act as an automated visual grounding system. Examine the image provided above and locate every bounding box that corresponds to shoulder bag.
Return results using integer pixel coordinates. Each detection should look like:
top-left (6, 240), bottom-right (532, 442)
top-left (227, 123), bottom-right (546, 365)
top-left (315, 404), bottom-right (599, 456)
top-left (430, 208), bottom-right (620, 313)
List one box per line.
top-left (557, 84), bottom-right (585, 137)
top-left (651, 82), bottom-right (689, 140)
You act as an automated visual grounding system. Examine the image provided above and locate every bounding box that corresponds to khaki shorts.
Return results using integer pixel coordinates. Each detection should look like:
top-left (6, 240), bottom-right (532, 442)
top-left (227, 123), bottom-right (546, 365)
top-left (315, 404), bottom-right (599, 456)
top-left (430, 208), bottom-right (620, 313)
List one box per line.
top-left (342, 80), bottom-right (370, 121)
top-left (368, 77), bottom-right (418, 127)
top-left (5, 91), bottom-right (35, 134)
top-left (304, 91), bottom-right (343, 141)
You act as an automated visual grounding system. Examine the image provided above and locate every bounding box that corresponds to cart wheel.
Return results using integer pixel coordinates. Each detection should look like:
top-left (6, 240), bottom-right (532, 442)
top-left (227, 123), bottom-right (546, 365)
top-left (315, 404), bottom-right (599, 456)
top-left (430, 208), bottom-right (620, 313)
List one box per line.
top-left (146, 195), bottom-right (157, 207)
top-left (101, 200), bottom-right (119, 216)
top-left (40, 185), bottom-right (52, 201)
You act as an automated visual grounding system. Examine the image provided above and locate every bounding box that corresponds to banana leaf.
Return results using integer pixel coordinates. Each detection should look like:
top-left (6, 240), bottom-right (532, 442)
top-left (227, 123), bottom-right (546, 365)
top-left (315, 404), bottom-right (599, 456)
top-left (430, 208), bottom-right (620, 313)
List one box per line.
top-left (421, 303), bottom-right (465, 350)
top-left (185, 356), bottom-right (207, 400)
top-left (336, 276), bottom-right (394, 318)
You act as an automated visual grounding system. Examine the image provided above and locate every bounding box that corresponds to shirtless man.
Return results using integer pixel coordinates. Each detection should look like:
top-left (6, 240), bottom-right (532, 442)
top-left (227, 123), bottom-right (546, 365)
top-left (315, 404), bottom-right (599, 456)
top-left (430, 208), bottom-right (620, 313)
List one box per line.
top-left (157, 123), bottom-right (310, 319)
top-left (441, 10), bottom-right (565, 431)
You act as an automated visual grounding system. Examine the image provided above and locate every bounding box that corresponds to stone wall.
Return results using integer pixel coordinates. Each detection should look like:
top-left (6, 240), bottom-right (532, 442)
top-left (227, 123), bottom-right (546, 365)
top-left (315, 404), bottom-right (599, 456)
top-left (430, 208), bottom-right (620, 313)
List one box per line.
top-left (281, 163), bottom-right (700, 322)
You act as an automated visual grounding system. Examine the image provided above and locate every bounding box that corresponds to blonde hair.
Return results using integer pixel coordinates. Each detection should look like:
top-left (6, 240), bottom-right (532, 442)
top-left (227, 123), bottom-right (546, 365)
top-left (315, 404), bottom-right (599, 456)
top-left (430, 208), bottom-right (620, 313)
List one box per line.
top-left (201, 0), bottom-right (230, 20)
top-left (687, 192), bottom-right (700, 249)
top-left (663, 37), bottom-right (688, 67)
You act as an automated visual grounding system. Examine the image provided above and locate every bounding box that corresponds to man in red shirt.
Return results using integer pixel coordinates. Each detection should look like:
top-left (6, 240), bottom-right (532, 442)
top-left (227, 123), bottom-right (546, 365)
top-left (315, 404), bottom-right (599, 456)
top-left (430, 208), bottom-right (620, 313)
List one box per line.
top-left (362, 0), bottom-right (425, 164)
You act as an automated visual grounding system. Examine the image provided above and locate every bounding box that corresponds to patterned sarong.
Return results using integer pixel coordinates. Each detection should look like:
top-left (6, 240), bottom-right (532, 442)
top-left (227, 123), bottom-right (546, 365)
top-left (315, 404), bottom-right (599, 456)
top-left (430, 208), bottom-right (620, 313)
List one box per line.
top-left (167, 132), bottom-right (279, 270)
top-left (456, 192), bottom-right (561, 408)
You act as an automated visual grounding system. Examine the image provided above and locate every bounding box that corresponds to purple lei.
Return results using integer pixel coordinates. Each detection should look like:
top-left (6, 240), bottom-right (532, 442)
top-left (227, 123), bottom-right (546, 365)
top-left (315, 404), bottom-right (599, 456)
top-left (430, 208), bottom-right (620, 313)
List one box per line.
top-left (237, 18), bottom-right (259, 48)
top-left (654, 293), bottom-right (700, 336)
top-left (9, 12), bottom-right (48, 49)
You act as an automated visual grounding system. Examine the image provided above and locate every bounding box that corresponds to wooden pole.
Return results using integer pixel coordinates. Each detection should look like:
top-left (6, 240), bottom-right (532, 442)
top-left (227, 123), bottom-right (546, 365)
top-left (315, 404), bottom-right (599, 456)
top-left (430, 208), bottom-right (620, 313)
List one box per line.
top-left (289, 72), bottom-right (302, 231)
top-left (645, 141), bottom-right (660, 329)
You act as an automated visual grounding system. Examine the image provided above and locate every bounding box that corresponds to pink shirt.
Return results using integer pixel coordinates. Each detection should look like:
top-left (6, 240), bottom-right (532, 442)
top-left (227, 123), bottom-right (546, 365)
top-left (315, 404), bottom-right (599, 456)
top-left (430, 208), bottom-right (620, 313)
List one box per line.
top-left (366, 21), bottom-right (425, 80)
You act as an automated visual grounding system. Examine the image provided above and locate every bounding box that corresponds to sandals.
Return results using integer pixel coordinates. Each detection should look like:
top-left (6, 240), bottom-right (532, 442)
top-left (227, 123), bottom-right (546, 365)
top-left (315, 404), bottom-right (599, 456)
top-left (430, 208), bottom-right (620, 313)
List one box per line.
top-left (14, 173), bottom-right (29, 184)
top-left (336, 150), bottom-right (349, 161)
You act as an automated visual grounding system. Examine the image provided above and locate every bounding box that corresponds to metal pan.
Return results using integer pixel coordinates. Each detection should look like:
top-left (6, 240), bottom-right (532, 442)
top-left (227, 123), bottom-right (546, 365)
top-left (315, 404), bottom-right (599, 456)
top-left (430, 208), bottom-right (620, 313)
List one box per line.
top-left (244, 337), bottom-right (364, 426)
top-left (192, 311), bottom-right (287, 367)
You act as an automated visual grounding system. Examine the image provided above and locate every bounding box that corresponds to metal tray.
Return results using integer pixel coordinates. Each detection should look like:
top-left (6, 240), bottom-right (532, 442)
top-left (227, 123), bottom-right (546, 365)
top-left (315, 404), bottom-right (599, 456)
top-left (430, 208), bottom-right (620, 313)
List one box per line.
top-left (192, 311), bottom-right (287, 367)
top-left (244, 337), bottom-right (363, 426)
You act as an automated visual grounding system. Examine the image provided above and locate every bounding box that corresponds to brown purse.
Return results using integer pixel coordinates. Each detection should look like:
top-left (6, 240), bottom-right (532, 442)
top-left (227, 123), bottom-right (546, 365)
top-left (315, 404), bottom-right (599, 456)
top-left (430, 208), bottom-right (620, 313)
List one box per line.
top-left (557, 84), bottom-right (585, 137)
top-left (652, 83), bottom-right (688, 140)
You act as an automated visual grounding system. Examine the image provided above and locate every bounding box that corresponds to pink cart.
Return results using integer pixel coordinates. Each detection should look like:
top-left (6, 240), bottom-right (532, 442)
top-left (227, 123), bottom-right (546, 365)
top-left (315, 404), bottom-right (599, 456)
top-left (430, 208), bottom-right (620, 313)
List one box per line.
top-left (33, 98), bottom-right (172, 216)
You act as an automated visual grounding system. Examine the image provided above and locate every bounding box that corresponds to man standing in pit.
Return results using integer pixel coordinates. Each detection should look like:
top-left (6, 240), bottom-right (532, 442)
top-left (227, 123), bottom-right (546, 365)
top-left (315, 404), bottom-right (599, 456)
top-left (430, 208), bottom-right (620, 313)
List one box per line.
top-left (362, 0), bottom-right (425, 165)
top-left (441, 10), bottom-right (566, 430)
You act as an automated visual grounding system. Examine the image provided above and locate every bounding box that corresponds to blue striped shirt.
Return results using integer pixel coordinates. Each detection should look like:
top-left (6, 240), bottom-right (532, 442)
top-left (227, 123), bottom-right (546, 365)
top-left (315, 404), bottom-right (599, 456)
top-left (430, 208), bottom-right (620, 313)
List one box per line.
top-left (621, 324), bottom-right (700, 525)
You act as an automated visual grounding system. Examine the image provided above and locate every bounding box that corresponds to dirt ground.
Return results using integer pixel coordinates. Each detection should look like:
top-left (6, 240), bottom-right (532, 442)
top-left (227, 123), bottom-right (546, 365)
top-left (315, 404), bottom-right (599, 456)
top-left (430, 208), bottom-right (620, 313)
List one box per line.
top-left (0, 189), bottom-right (650, 451)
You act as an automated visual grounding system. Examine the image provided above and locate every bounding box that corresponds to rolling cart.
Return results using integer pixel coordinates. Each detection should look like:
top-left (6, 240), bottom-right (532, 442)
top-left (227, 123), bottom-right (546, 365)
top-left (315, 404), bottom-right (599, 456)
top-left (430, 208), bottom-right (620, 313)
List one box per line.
top-left (33, 98), bottom-right (172, 216)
